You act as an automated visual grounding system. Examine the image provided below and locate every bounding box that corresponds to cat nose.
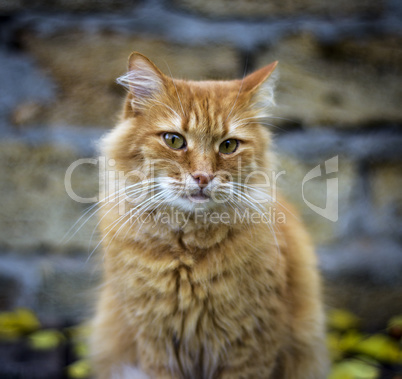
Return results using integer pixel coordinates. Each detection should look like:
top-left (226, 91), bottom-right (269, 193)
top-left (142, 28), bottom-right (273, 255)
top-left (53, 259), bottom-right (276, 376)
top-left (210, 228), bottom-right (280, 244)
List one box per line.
top-left (191, 173), bottom-right (214, 189)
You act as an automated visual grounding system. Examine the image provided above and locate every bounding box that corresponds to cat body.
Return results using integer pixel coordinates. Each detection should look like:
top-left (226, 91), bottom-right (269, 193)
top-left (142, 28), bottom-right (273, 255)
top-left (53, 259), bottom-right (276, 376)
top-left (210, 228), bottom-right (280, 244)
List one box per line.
top-left (90, 53), bottom-right (328, 379)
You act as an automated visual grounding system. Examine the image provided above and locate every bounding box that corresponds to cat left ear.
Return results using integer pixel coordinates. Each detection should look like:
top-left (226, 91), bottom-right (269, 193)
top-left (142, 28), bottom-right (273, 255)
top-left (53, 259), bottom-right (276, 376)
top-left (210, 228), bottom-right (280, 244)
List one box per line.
top-left (117, 52), bottom-right (165, 109)
top-left (242, 61), bottom-right (279, 113)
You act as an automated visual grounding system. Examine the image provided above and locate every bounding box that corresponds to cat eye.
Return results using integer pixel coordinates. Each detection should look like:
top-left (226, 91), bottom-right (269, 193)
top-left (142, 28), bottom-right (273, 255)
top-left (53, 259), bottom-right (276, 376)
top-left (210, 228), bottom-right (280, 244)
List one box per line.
top-left (163, 133), bottom-right (186, 150)
top-left (219, 139), bottom-right (238, 154)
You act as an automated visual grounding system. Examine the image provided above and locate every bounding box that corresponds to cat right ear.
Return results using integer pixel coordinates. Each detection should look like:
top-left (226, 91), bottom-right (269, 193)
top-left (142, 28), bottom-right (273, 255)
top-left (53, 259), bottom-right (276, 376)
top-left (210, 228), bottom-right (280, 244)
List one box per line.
top-left (117, 52), bottom-right (165, 110)
top-left (242, 61), bottom-right (279, 117)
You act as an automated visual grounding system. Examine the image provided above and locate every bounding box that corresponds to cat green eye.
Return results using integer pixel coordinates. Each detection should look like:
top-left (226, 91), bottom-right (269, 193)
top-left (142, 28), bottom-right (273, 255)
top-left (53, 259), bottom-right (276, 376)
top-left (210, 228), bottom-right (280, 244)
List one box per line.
top-left (163, 133), bottom-right (186, 150)
top-left (219, 139), bottom-right (238, 154)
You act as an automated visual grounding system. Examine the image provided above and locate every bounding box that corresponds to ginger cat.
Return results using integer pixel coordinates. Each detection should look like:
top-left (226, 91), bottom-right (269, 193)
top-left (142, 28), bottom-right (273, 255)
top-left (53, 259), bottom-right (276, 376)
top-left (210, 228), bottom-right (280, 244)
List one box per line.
top-left (90, 52), bottom-right (328, 379)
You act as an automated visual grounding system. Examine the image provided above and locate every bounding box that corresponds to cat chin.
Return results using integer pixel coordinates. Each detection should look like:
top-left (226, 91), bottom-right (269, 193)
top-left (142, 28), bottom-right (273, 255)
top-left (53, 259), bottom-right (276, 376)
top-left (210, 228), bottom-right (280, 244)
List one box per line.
top-left (169, 196), bottom-right (219, 213)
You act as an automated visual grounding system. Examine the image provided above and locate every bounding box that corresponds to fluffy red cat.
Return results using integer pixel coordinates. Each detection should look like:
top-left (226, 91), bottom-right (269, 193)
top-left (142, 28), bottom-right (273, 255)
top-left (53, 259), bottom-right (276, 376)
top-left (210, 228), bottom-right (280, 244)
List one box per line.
top-left (90, 52), bottom-right (328, 378)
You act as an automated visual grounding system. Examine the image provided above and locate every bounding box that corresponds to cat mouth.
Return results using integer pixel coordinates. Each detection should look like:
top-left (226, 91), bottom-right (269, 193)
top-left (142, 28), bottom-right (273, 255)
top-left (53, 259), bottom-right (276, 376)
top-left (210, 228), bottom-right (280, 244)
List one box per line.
top-left (186, 191), bottom-right (210, 202)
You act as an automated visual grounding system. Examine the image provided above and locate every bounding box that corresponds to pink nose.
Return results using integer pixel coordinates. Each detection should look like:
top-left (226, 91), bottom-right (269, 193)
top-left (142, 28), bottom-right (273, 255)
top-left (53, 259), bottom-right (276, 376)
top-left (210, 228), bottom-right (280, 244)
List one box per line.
top-left (192, 173), bottom-right (214, 188)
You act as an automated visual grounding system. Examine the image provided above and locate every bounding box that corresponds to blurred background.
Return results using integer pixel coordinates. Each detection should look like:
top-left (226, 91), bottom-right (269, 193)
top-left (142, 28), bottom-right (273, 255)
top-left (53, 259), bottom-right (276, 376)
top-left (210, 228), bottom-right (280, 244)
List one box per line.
top-left (0, 0), bottom-right (402, 377)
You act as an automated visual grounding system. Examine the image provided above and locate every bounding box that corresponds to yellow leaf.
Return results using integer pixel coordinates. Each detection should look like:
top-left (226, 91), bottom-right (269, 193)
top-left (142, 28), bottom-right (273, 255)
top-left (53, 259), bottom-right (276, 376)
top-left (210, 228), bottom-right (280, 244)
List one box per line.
top-left (353, 334), bottom-right (401, 364)
top-left (0, 324), bottom-right (21, 340)
top-left (329, 363), bottom-right (355, 379)
top-left (327, 331), bottom-right (366, 361)
top-left (73, 341), bottom-right (89, 358)
top-left (354, 355), bottom-right (380, 366)
top-left (14, 308), bottom-right (41, 332)
top-left (339, 330), bottom-right (365, 352)
top-left (0, 308), bottom-right (40, 340)
top-left (28, 329), bottom-right (64, 350)
top-left (327, 309), bottom-right (360, 331)
top-left (329, 359), bottom-right (380, 379)
top-left (67, 359), bottom-right (92, 379)
top-left (67, 323), bottom-right (91, 358)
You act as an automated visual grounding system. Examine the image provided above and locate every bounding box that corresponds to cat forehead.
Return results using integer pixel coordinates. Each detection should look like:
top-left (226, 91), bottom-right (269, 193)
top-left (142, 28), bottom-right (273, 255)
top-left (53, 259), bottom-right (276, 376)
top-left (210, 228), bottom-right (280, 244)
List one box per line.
top-left (162, 80), bottom-right (247, 137)
top-left (179, 79), bottom-right (242, 105)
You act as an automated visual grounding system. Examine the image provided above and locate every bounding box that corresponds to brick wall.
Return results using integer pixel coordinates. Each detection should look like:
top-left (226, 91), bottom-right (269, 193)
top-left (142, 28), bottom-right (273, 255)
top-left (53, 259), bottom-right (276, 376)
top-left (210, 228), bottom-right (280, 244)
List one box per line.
top-left (0, 0), bottom-right (401, 327)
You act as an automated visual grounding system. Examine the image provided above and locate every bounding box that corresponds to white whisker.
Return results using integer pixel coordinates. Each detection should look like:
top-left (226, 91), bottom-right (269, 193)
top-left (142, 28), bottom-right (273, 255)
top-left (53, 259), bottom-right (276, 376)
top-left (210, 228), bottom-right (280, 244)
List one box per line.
top-left (63, 181), bottom-right (155, 243)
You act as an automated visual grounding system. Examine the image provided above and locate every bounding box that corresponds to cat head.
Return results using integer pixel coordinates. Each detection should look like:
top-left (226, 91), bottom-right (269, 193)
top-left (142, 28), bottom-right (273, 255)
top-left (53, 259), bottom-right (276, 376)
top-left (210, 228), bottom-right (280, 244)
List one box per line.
top-left (102, 52), bottom-right (278, 214)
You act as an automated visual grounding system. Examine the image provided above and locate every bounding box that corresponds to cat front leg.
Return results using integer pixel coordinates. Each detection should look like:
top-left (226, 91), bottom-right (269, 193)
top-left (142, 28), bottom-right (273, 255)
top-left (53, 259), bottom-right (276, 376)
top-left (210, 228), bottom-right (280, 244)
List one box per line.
top-left (90, 288), bottom-right (139, 379)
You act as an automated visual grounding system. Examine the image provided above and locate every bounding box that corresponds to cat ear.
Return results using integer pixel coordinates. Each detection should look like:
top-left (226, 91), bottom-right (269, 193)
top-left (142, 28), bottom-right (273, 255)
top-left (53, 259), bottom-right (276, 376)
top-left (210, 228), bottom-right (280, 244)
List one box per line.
top-left (117, 52), bottom-right (165, 109)
top-left (242, 61), bottom-right (279, 115)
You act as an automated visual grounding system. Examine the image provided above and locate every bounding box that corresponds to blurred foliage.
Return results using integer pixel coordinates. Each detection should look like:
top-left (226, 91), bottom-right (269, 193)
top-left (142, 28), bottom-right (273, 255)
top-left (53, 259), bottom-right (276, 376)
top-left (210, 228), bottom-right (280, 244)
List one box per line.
top-left (0, 308), bottom-right (92, 378)
top-left (327, 309), bottom-right (402, 379)
top-left (0, 308), bottom-right (40, 340)
top-left (28, 329), bottom-right (65, 350)
top-left (67, 359), bottom-right (92, 379)
top-left (328, 309), bottom-right (361, 331)
top-left (0, 307), bottom-right (401, 378)
top-left (329, 359), bottom-right (380, 379)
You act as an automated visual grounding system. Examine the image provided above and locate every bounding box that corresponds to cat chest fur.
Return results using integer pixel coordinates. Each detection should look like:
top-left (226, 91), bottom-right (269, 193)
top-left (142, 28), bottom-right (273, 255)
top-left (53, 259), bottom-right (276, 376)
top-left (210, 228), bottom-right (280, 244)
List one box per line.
top-left (106, 237), bottom-right (288, 378)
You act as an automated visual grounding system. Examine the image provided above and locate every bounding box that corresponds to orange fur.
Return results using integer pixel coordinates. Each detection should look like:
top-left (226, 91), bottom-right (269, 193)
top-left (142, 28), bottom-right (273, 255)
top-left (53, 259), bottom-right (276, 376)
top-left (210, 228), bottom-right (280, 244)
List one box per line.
top-left (90, 53), bottom-right (328, 378)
